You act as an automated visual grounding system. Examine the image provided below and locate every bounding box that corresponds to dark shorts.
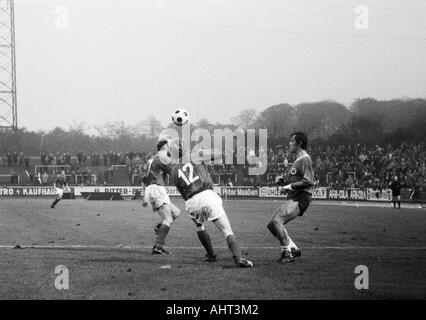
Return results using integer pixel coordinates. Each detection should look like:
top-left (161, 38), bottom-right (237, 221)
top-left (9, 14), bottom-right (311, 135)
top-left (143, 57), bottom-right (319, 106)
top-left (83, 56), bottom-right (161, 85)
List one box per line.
top-left (288, 191), bottom-right (311, 216)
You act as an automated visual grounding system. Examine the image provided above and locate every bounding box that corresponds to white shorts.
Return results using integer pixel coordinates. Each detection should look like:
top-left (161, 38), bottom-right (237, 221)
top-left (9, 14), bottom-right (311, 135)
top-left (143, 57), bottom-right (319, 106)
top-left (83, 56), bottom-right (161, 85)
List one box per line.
top-left (185, 189), bottom-right (226, 224)
top-left (144, 184), bottom-right (171, 210)
top-left (55, 188), bottom-right (64, 198)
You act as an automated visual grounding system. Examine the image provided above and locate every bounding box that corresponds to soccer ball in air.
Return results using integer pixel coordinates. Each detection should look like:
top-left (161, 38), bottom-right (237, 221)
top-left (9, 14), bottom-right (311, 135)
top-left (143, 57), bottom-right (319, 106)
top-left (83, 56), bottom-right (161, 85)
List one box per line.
top-left (172, 108), bottom-right (189, 126)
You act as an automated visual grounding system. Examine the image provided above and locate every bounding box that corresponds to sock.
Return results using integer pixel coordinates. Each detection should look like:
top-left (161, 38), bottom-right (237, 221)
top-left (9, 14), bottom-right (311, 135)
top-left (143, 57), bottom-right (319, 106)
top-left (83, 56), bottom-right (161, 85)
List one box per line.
top-left (226, 235), bottom-right (241, 261)
top-left (155, 224), bottom-right (170, 247)
top-left (197, 230), bottom-right (215, 257)
top-left (51, 199), bottom-right (60, 207)
top-left (280, 245), bottom-right (291, 253)
top-left (288, 236), bottom-right (297, 249)
top-left (393, 201), bottom-right (396, 208)
top-left (398, 202), bottom-right (401, 208)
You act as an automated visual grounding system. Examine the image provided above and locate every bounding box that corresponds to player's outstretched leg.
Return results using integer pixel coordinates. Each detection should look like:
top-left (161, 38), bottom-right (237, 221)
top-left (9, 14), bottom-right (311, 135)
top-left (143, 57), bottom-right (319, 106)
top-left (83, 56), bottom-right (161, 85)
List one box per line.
top-left (214, 215), bottom-right (253, 268)
top-left (50, 198), bottom-right (60, 209)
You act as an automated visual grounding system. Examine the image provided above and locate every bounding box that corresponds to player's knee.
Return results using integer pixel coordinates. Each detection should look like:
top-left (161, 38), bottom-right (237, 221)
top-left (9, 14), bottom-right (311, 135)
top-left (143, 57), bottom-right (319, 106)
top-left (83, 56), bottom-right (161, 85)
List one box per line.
top-left (162, 217), bottom-right (172, 227)
top-left (161, 212), bottom-right (174, 227)
top-left (267, 220), bottom-right (279, 236)
top-left (221, 227), bottom-right (233, 239)
top-left (214, 216), bottom-right (234, 238)
top-left (172, 207), bottom-right (181, 220)
top-left (225, 233), bottom-right (236, 243)
top-left (196, 224), bottom-right (205, 232)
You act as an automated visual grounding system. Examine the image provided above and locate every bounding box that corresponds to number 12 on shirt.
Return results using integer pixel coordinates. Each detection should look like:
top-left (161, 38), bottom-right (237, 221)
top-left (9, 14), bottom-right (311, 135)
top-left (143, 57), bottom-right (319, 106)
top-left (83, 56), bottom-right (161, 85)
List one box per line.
top-left (178, 163), bottom-right (200, 186)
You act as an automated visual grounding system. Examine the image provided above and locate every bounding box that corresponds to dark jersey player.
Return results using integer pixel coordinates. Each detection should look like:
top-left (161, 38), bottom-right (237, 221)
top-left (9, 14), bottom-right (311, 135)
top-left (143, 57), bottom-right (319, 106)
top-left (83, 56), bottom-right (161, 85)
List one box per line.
top-left (389, 176), bottom-right (402, 209)
top-left (169, 139), bottom-right (253, 268)
top-left (142, 138), bottom-right (181, 254)
top-left (50, 170), bottom-right (68, 209)
top-left (267, 132), bottom-right (314, 263)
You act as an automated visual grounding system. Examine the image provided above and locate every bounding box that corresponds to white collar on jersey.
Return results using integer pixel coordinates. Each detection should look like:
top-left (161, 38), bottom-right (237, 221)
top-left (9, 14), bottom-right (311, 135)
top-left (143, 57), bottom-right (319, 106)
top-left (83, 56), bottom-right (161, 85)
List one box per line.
top-left (295, 152), bottom-right (310, 162)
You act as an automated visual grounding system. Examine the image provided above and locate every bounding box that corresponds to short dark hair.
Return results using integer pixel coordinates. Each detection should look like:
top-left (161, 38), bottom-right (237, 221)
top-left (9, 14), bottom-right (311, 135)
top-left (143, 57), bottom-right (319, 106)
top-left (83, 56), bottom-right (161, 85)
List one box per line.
top-left (157, 140), bottom-right (168, 151)
top-left (290, 132), bottom-right (308, 150)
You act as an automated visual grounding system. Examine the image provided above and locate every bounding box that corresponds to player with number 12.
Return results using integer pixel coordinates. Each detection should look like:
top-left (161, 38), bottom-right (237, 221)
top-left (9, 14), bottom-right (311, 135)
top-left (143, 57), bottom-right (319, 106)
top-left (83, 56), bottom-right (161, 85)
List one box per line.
top-left (169, 139), bottom-right (253, 268)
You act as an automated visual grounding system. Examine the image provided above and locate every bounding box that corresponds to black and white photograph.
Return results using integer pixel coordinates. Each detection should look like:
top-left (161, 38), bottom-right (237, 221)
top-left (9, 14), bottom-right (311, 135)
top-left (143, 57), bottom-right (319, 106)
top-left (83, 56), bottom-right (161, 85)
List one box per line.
top-left (1, 0), bottom-right (425, 307)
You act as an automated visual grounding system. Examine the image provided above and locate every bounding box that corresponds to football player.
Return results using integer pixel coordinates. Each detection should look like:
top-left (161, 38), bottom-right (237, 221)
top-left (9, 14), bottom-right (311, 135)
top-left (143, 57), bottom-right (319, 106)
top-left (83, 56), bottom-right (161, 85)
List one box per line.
top-left (267, 132), bottom-right (314, 263)
top-left (169, 139), bottom-right (253, 268)
top-left (389, 176), bottom-right (401, 209)
top-left (50, 170), bottom-right (68, 209)
top-left (142, 138), bottom-right (181, 254)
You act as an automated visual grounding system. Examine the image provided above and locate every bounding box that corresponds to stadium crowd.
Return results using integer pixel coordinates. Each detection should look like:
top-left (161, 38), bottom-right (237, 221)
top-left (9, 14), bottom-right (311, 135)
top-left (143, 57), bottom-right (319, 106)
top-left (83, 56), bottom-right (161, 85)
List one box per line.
top-left (265, 142), bottom-right (425, 195)
top-left (1, 142), bottom-right (425, 196)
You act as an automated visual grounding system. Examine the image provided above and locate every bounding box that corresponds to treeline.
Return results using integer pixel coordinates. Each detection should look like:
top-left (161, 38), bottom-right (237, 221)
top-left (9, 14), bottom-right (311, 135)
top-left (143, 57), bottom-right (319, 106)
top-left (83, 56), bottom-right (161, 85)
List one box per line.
top-left (248, 98), bottom-right (426, 147)
top-left (0, 122), bottom-right (157, 155)
top-left (1, 98), bottom-right (425, 155)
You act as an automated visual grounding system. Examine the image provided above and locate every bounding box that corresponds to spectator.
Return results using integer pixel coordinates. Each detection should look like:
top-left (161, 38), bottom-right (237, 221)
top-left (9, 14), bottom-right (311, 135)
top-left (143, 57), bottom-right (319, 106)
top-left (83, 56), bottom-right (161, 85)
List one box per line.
top-left (41, 171), bottom-right (49, 186)
top-left (410, 183), bottom-right (421, 202)
top-left (12, 152), bottom-right (18, 166)
top-left (18, 152), bottom-right (25, 167)
top-left (7, 151), bottom-right (12, 167)
top-left (24, 154), bottom-right (30, 169)
top-left (40, 152), bottom-right (47, 165)
top-left (9, 169), bottom-right (18, 184)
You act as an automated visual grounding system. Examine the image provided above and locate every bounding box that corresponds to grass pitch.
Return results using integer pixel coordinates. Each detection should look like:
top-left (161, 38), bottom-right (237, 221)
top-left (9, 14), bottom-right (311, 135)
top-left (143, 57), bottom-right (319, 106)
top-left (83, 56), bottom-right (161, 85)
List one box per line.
top-left (1, 198), bottom-right (425, 299)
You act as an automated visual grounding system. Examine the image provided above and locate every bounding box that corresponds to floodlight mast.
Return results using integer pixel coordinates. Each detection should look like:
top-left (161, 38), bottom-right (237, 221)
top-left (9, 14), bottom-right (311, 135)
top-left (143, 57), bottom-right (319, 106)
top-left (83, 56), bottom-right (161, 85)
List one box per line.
top-left (0, 0), bottom-right (18, 131)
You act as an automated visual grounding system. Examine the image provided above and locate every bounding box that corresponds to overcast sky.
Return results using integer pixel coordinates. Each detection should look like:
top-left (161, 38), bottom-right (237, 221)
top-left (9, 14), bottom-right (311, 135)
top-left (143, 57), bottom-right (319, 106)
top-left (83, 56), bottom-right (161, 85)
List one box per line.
top-left (13, 0), bottom-right (426, 133)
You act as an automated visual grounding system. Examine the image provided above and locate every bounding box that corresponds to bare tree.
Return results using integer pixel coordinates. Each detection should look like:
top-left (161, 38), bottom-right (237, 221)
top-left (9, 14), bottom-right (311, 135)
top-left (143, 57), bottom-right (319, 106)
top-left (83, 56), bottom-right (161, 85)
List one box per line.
top-left (93, 121), bottom-right (137, 139)
top-left (139, 115), bottom-right (164, 140)
top-left (68, 121), bottom-right (90, 134)
top-left (231, 108), bottom-right (257, 130)
top-left (93, 122), bottom-right (115, 138)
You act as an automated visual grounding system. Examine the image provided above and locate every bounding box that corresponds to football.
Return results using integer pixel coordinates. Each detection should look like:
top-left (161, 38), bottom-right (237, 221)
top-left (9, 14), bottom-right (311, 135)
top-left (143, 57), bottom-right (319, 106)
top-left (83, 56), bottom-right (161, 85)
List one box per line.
top-left (172, 108), bottom-right (189, 126)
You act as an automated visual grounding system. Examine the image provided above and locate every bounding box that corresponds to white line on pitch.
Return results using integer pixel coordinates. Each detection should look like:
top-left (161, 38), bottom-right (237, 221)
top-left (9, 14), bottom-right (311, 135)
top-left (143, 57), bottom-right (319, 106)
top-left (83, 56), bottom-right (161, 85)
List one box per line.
top-left (238, 199), bottom-right (424, 209)
top-left (1, 245), bottom-right (426, 250)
